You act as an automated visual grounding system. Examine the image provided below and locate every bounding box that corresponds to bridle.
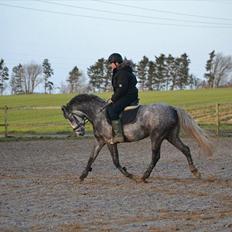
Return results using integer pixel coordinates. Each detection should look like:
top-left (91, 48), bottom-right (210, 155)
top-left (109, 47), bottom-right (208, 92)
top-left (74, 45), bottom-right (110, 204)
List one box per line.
top-left (64, 110), bottom-right (89, 134)
top-left (71, 113), bottom-right (89, 132)
top-left (62, 103), bottom-right (107, 134)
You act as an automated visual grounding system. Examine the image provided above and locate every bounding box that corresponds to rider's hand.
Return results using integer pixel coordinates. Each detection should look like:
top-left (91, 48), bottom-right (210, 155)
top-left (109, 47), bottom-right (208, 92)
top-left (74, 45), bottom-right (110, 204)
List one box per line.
top-left (107, 98), bottom-right (113, 104)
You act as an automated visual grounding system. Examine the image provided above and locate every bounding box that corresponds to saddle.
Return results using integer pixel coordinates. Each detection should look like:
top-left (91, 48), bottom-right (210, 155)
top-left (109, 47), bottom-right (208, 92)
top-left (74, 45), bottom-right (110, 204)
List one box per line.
top-left (120, 104), bottom-right (141, 125)
top-left (106, 100), bottom-right (141, 125)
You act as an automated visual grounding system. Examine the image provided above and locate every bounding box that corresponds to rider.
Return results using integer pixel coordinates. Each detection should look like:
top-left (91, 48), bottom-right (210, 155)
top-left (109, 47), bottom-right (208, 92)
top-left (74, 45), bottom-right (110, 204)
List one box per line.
top-left (107, 53), bottom-right (139, 143)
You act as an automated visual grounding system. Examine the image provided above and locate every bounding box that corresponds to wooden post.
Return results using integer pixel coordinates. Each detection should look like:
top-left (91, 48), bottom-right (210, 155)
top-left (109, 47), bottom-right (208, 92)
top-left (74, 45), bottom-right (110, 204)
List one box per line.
top-left (216, 103), bottom-right (220, 136)
top-left (4, 105), bottom-right (8, 137)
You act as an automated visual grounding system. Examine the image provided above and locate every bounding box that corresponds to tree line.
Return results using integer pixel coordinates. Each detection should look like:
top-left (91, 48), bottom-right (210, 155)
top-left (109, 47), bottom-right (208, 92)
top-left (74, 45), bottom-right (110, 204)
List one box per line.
top-left (1, 50), bottom-right (232, 95)
top-left (87, 51), bottom-right (232, 92)
top-left (0, 59), bottom-right (54, 95)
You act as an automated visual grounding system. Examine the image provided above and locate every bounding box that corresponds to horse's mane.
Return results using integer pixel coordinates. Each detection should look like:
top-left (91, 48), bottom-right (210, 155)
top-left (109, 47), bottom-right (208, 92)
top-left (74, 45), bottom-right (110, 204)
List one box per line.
top-left (68, 94), bottom-right (105, 107)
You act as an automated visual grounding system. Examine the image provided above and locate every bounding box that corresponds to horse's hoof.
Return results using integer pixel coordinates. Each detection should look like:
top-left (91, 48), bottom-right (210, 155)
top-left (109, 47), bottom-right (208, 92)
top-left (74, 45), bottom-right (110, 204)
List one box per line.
top-left (192, 169), bottom-right (201, 179)
top-left (130, 175), bottom-right (139, 183)
top-left (127, 173), bottom-right (133, 179)
top-left (195, 172), bottom-right (201, 179)
top-left (141, 178), bottom-right (149, 183)
top-left (123, 167), bottom-right (127, 172)
top-left (79, 174), bottom-right (87, 182)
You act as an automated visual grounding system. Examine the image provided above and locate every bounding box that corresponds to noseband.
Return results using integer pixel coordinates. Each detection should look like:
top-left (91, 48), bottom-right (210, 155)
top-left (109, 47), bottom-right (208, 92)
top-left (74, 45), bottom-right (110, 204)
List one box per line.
top-left (70, 112), bottom-right (89, 132)
top-left (72, 114), bottom-right (89, 131)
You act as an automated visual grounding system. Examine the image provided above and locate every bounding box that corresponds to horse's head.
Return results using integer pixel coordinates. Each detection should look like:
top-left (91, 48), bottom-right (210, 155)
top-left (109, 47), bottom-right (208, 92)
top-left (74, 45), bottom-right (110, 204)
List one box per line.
top-left (62, 94), bottom-right (105, 136)
top-left (61, 105), bottom-right (86, 136)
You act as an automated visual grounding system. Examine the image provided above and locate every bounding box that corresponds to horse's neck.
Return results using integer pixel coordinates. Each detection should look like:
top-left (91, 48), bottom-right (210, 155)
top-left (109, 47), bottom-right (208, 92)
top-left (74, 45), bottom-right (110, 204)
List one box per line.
top-left (79, 103), bottom-right (103, 122)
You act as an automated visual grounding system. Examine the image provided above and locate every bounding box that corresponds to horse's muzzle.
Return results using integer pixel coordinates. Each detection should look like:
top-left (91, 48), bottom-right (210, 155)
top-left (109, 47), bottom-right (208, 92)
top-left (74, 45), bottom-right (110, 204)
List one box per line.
top-left (73, 126), bottom-right (85, 136)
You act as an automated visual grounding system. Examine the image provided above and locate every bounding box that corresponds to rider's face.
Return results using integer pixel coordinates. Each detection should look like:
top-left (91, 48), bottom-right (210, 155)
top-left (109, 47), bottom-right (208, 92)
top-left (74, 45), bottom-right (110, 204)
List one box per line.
top-left (110, 62), bottom-right (117, 70)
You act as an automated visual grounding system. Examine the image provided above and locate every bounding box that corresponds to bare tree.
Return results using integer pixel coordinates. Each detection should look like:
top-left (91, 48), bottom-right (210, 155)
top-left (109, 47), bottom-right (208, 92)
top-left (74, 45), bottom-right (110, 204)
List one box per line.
top-left (59, 81), bottom-right (69, 94)
top-left (205, 52), bottom-right (232, 88)
top-left (213, 53), bottom-right (232, 87)
top-left (23, 63), bottom-right (43, 93)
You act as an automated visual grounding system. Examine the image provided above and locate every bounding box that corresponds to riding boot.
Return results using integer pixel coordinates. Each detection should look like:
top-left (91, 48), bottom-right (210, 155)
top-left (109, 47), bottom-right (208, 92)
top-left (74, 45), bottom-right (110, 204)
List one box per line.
top-left (111, 120), bottom-right (124, 144)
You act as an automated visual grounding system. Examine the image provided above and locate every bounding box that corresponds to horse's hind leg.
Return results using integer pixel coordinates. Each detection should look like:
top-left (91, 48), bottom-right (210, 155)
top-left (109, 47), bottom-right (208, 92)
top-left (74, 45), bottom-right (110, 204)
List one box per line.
top-left (107, 144), bottom-right (134, 180)
top-left (167, 129), bottom-right (201, 178)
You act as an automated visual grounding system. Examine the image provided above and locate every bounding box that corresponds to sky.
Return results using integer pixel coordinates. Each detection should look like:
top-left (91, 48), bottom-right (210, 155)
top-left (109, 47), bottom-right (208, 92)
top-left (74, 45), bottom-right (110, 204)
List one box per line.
top-left (1, 0), bottom-right (232, 93)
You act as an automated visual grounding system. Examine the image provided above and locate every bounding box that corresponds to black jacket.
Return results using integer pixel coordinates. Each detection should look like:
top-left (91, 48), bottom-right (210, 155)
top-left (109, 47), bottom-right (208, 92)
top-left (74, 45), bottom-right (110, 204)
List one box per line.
top-left (111, 61), bottom-right (138, 102)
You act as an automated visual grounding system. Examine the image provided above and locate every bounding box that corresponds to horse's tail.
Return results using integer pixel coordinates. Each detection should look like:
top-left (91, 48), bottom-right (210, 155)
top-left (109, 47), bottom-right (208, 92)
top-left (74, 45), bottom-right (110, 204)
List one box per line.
top-left (175, 107), bottom-right (213, 157)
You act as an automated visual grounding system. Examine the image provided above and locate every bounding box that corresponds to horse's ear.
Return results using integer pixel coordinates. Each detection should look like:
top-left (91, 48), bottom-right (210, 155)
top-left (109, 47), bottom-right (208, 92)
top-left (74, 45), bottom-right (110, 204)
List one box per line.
top-left (61, 105), bottom-right (69, 118)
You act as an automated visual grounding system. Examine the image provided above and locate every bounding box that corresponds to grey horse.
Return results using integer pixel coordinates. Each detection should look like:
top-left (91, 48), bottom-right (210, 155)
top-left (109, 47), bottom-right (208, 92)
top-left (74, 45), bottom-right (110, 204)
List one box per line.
top-left (62, 94), bottom-right (212, 182)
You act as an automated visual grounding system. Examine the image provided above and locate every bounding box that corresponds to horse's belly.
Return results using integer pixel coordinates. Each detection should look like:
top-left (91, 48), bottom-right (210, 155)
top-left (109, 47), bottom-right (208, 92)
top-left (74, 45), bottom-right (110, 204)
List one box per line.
top-left (123, 124), bottom-right (148, 142)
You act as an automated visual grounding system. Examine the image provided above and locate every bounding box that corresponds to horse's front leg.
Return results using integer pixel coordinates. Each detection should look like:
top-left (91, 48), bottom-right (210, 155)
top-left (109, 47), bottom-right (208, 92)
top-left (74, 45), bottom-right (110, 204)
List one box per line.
top-left (107, 144), bottom-right (135, 180)
top-left (80, 140), bottom-right (105, 182)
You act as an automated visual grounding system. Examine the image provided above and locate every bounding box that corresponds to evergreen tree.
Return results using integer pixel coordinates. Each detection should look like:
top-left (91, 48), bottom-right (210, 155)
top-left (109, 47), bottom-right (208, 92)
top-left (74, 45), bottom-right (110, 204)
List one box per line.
top-left (87, 64), bottom-right (101, 92)
top-left (103, 59), bottom-right (112, 91)
top-left (47, 81), bottom-right (54, 94)
top-left (42, 59), bottom-right (54, 94)
top-left (176, 53), bottom-right (191, 89)
top-left (88, 58), bottom-right (104, 92)
top-left (204, 50), bottom-right (215, 88)
top-left (67, 66), bottom-right (82, 93)
top-left (165, 54), bottom-right (175, 90)
top-left (147, 61), bottom-right (156, 90)
top-left (0, 58), bottom-right (9, 95)
top-left (137, 56), bottom-right (149, 90)
top-left (10, 64), bottom-right (24, 95)
top-left (87, 58), bottom-right (111, 92)
top-left (169, 57), bottom-right (179, 90)
top-left (155, 54), bottom-right (166, 90)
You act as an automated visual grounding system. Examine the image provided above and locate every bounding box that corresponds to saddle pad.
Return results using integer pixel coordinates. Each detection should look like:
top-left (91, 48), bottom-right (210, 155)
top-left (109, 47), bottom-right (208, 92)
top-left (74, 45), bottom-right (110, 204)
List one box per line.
top-left (106, 105), bottom-right (141, 125)
top-left (121, 105), bottom-right (141, 125)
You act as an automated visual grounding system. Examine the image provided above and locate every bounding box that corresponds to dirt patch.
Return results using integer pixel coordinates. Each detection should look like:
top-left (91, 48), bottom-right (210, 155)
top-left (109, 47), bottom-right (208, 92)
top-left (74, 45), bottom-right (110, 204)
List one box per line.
top-left (0, 138), bottom-right (232, 231)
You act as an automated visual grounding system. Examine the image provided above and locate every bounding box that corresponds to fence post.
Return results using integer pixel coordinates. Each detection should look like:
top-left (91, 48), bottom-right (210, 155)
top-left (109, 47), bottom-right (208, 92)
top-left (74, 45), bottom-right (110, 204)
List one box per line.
top-left (4, 105), bottom-right (8, 137)
top-left (216, 103), bottom-right (220, 136)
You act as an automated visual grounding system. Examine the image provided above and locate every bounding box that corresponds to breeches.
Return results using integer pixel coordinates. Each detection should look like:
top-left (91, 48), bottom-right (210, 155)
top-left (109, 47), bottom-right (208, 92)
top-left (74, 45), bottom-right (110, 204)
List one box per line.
top-left (107, 96), bottom-right (138, 120)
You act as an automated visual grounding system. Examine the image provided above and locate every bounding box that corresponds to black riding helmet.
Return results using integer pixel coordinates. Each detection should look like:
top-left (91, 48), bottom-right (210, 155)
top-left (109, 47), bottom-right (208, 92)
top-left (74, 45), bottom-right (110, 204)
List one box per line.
top-left (108, 53), bottom-right (123, 64)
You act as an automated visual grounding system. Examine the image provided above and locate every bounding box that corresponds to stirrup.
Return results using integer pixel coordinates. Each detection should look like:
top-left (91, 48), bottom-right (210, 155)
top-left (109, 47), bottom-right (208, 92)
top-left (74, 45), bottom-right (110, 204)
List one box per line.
top-left (109, 138), bottom-right (114, 144)
top-left (110, 136), bottom-right (124, 144)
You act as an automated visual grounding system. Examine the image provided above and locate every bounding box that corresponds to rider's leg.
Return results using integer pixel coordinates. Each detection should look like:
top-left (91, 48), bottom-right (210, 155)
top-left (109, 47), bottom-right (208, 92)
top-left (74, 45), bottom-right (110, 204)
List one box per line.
top-left (107, 102), bottom-right (124, 144)
top-left (107, 96), bottom-right (138, 144)
top-left (111, 119), bottom-right (124, 143)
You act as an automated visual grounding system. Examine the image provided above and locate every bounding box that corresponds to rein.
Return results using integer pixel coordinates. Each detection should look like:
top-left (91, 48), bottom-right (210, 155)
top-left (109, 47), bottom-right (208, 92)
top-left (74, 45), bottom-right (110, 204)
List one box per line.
top-left (97, 102), bottom-right (111, 114)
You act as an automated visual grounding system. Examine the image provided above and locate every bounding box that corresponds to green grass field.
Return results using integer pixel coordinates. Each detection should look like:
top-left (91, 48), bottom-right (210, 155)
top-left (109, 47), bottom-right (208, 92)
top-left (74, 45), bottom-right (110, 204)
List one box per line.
top-left (0, 88), bottom-right (232, 136)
